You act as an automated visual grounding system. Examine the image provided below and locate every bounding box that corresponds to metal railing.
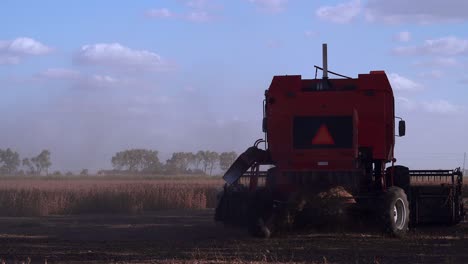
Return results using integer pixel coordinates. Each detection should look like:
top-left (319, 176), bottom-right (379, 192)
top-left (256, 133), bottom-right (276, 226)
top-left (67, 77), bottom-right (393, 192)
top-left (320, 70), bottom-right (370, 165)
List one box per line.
top-left (409, 169), bottom-right (462, 185)
top-left (237, 171), bottom-right (267, 188)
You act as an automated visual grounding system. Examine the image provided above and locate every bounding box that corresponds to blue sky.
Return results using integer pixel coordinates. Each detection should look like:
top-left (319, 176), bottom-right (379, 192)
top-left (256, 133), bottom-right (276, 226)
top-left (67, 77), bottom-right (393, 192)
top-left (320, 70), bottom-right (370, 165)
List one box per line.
top-left (1, 0), bottom-right (467, 172)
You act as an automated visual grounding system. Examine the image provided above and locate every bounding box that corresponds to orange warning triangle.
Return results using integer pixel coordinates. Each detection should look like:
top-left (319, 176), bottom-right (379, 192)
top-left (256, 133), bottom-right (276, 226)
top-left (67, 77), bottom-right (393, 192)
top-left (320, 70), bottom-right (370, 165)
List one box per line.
top-left (311, 125), bottom-right (335, 145)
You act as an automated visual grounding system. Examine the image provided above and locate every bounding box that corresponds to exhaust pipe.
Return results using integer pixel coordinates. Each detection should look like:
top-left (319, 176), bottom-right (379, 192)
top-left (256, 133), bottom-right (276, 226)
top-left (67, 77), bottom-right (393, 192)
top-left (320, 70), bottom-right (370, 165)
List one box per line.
top-left (319, 43), bottom-right (330, 90)
top-left (322, 43), bottom-right (328, 79)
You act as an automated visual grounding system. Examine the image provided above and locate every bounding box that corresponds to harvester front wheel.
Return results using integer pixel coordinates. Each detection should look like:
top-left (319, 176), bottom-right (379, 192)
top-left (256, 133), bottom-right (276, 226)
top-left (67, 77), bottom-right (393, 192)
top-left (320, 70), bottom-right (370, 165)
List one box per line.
top-left (381, 187), bottom-right (410, 237)
top-left (386, 165), bottom-right (410, 191)
top-left (247, 189), bottom-right (274, 238)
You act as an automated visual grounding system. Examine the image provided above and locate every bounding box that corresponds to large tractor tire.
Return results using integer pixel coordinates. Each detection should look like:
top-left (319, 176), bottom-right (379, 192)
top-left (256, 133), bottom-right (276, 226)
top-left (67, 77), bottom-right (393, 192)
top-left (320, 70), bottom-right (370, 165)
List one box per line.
top-left (386, 165), bottom-right (410, 191)
top-left (381, 187), bottom-right (410, 237)
top-left (247, 188), bottom-right (275, 238)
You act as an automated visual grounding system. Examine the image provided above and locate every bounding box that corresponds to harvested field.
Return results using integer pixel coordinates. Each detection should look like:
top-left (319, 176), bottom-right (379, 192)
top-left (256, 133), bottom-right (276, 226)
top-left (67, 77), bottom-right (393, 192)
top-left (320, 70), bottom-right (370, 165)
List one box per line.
top-left (0, 178), bottom-right (468, 263)
top-left (0, 209), bottom-right (468, 263)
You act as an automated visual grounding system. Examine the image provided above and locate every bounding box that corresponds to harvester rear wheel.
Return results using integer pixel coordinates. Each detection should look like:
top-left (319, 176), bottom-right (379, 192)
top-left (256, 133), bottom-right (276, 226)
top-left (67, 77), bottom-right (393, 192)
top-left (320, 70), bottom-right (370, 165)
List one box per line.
top-left (381, 187), bottom-right (410, 237)
top-left (247, 189), bottom-right (274, 238)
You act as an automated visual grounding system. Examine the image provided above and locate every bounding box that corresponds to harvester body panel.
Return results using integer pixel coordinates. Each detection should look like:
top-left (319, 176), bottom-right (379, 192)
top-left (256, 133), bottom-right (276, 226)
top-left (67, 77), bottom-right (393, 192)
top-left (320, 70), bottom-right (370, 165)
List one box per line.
top-left (267, 72), bottom-right (394, 170)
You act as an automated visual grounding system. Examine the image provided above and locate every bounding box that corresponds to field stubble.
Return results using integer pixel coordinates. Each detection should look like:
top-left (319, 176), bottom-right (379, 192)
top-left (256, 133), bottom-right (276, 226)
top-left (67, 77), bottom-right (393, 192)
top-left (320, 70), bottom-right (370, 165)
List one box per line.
top-left (0, 176), bottom-right (223, 216)
top-left (0, 177), bottom-right (468, 263)
top-left (0, 176), bottom-right (467, 217)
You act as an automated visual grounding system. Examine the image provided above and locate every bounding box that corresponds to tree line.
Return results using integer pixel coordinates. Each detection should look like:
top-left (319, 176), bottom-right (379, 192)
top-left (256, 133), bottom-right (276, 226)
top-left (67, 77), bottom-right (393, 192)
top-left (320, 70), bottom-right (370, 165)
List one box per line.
top-left (0, 149), bottom-right (51, 175)
top-left (110, 149), bottom-right (238, 176)
top-left (0, 147), bottom-right (238, 176)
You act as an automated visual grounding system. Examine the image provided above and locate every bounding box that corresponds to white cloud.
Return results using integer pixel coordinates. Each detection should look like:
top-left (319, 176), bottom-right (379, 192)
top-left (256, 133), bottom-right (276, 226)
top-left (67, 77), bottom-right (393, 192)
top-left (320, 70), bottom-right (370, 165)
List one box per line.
top-left (127, 95), bottom-right (172, 116)
top-left (249, 0), bottom-right (288, 13)
top-left (39, 68), bottom-right (81, 80)
top-left (147, 0), bottom-right (220, 22)
top-left (36, 68), bottom-right (122, 89)
top-left (185, 0), bottom-right (210, 9)
top-left (393, 37), bottom-right (468, 56)
top-left (397, 97), bottom-right (462, 114)
top-left (0, 56), bottom-right (20, 65)
top-left (365, 0), bottom-right (468, 24)
top-left (127, 107), bottom-right (149, 116)
top-left (145, 8), bottom-right (174, 18)
top-left (184, 85), bottom-right (196, 92)
top-left (1, 37), bottom-right (51, 55)
top-left (388, 73), bottom-right (424, 92)
top-left (396, 97), bottom-right (418, 111)
top-left (134, 95), bottom-right (170, 105)
top-left (75, 43), bottom-right (169, 71)
top-left (413, 57), bottom-right (459, 68)
top-left (145, 9), bottom-right (214, 22)
top-left (266, 40), bottom-right (282, 49)
top-left (418, 70), bottom-right (443, 79)
top-left (75, 74), bottom-right (122, 89)
top-left (304, 30), bottom-right (319, 38)
top-left (186, 11), bottom-right (212, 22)
top-left (421, 100), bottom-right (461, 114)
top-left (316, 0), bottom-right (361, 24)
top-left (393, 31), bottom-right (411, 42)
top-left (0, 37), bottom-right (51, 64)
top-left (93, 75), bottom-right (117, 84)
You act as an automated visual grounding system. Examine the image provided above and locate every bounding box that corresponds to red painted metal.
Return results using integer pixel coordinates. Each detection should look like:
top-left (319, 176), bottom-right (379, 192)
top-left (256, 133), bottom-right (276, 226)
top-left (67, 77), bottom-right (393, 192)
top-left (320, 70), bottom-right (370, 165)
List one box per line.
top-left (265, 72), bottom-right (395, 193)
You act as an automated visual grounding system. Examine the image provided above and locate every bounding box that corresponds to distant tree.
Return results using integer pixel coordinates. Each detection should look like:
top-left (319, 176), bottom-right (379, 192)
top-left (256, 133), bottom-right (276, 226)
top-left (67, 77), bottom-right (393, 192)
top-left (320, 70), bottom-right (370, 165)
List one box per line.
top-left (31, 150), bottom-right (52, 175)
top-left (164, 156), bottom-right (177, 174)
top-left (111, 151), bottom-right (126, 170)
top-left (80, 169), bottom-right (89, 176)
top-left (22, 158), bottom-right (35, 174)
top-left (112, 149), bottom-right (161, 173)
top-left (219, 151), bottom-right (237, 171)
top-left (195, 151), bottom-right (204, 171)
top-left (186, 152), bottom-right (196, 170)
top-left (165, 152), bottom-right (194, 174)
top-left (65, 171), bottom-right (74, 176)
top-left (199, 151), bottom-right (210, 174)
top-left (198, 151), bottom-right (219, 176)
top-left (207, 151), bottom-right (219, 176)
top-left (52, 170), bottom-right (62, 176)
top-left (141, 150), bottom-right (162, 172)
top-left (0, 148), bottom-right (20, 174)
top-left (112, 149), bottom-right (140, 171)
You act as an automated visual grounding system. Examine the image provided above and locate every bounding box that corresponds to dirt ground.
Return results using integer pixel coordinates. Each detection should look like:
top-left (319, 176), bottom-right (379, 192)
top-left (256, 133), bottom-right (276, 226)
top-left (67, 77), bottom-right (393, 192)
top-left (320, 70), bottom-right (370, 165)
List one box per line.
top-left (1, 209), bottom-right (468, 264)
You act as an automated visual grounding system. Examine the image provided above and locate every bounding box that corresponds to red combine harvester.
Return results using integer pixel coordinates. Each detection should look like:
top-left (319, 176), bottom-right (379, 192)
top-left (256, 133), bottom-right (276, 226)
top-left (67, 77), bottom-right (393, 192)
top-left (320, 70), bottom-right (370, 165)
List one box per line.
top-left (215, 44), bottom-right (464, 237)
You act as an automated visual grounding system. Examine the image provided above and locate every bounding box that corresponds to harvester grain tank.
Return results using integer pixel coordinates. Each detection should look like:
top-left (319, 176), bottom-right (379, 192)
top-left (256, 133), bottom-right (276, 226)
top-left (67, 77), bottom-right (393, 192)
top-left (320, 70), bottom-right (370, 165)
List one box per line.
top-left (215, 44), bottom-right (464, 237)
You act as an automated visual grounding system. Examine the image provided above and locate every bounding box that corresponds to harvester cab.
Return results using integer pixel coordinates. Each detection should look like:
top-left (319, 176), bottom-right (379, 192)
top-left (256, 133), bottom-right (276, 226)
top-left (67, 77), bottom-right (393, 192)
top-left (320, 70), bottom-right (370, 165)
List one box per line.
top-left (215, 44), bottom-right (464, 238)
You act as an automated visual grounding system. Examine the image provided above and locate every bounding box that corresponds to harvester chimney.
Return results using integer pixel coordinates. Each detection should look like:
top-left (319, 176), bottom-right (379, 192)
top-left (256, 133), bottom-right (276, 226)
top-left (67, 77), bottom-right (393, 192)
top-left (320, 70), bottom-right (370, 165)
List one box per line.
top-left (322, 43), bottom-right (328, 79)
